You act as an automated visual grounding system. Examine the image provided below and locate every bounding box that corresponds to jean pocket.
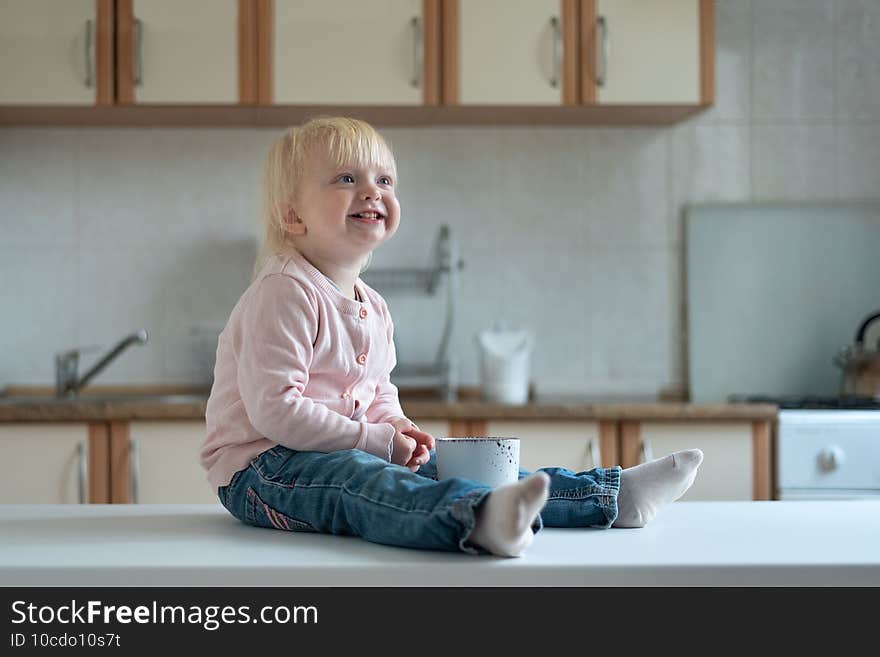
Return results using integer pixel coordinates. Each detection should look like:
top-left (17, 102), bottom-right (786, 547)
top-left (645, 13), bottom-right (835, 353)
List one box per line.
top-left (244, 486), bottom-right (317, 533)
top-left (251, 446), bottom-right (299, 487)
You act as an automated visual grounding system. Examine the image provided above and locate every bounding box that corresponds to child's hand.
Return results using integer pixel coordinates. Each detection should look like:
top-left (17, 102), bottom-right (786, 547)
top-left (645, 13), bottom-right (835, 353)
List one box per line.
top-left (389, 418), bottom-right (435, 472)
top-left (390, 429), bottom-right (418, 469)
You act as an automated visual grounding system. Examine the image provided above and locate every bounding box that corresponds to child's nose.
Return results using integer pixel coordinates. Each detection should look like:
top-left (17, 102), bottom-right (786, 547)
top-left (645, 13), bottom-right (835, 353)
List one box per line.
top-left (361, 185), bottom-right (380, 200)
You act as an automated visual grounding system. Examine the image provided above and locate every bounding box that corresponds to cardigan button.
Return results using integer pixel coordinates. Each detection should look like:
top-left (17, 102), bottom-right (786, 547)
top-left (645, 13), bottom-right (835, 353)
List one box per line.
top-left (357, 354), bottom-right (367, 365)
top-left (359, 308), bottom-right (368, 319)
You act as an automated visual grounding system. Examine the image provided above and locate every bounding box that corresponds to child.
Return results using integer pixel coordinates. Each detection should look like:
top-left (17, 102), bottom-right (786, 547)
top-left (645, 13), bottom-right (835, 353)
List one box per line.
top-left (200, 116), bottom-right (703, 557)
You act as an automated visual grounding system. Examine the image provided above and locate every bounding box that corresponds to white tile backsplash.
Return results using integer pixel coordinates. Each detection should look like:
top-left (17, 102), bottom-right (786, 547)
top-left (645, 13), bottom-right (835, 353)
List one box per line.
top-left (752, 124), bottom-right (837, 200)
top-left (1, 0), bottom-right (879, 397)
top-left (670, 123), bottom-right (751, 245)
top-left (836, 0), bottom-right (880, 120)
top-left (0, 130), bottom-right (78, 246)
top-left (752, 0), bottom-right (835, 120)
top-left (837, 124), bottom-right (880, 198)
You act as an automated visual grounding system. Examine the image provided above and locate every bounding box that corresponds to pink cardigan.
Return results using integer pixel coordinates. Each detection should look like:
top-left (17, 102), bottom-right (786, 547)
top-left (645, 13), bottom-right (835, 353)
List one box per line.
top-left (200, 250), bottom-right (407, 489)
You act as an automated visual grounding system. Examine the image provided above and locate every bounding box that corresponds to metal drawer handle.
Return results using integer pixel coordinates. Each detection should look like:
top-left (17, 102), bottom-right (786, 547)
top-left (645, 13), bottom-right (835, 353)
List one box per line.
top-left (84, 19), bottom-right (94, 88)
top-left (410, 16), bottom-right (422, 88)
top-left (129, 438), bottom-right (140, 503)
top-left (639, 439), bottom-right (654, 464)
top-left (134, 18), bottom-right (143, 86)
top-left (549, 16), bottom-right (561, 88)
top-left (77, 442), bottom-right (88, 504)
top-left (596, 15), bottom-right (608, 87)
top-left (586, 439), bottom-right (602, 468)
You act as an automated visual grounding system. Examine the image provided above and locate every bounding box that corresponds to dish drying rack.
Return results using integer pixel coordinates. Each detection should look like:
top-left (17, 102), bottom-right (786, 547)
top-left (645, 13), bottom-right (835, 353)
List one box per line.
top-left (361, 225), bottom-right (463, 401)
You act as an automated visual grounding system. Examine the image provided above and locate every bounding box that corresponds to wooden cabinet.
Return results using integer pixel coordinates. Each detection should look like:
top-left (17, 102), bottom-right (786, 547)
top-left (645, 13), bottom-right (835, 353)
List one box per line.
top-left (0, 0), bottom-right (712, 123)
top-left (268, 0), bottom-right (440, 105)
top-left (109, 420), bottom-right (217, 503)
top-left (445, 0), bottom-right (712, 108)
top-left (585, 0), bottom-right (709, 105)
top-left (471, 417), bottom-right (772, 501)
top-left (409, 419), bottom-right (450, 440)
top-left (620, 420), bottom-right (772, 501)
top-left (0, 422), bottom-right (108, 503)
top-left (116, 0), bottom-right (249, 104)
top-left (485, 420), bottom-right (617, 472)
top-left (446, 0), bottom-right (578, 105)
top-left (0, 0), bottom-right (113, 105)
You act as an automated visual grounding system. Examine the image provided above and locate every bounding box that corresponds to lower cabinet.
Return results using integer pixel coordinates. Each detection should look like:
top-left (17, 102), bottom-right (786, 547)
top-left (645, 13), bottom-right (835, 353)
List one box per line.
top-left (0, 423), bottom-right (107, 503)
top-left (481, 419), bottom-right (772, 501)
top-left (0, 416), bottom-right (772, 503)
top-left (619, 421), bottom-right (772, 501)
top-left (110, 420), bottom-right (217, 504)
top-left (409, 419), bottom-right (450, 440)
top-left (484, 421), bottom-right (619, 472)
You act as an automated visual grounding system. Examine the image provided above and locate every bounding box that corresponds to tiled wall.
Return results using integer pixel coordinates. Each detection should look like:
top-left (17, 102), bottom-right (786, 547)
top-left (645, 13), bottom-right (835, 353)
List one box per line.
top-left (1, 0), bottom-right (879, 397)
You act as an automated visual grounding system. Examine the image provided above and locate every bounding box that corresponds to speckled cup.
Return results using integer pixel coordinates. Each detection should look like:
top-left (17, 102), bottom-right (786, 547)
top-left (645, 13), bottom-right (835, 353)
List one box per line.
top-left (435, 437), bottom-right (520, 488)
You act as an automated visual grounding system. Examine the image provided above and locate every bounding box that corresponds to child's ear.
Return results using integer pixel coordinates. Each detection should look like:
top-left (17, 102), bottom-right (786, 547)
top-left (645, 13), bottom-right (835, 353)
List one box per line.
top-left (281, 205), bottom-right (307, 236)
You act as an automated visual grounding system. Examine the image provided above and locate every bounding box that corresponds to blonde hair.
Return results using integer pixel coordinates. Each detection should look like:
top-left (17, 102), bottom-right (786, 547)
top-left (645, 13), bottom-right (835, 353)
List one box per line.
top-left (254, 116), bottom-right (397, 279)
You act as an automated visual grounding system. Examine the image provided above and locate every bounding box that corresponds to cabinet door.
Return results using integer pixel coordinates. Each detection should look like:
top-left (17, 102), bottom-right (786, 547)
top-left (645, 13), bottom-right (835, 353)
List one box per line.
top-left (0, 423), bottom-right (93, 503)
top-left (591, 0), bottom-right (701, 104)
top-left (119, 0), bottom-right (240, 103)
top-left (272, 0), bottom-right (430, 104)
top-left (409, 419), bottom-right (449, 440)
top-left (122, 420), bottom-right (218, 504)
top-left (626, 422), bottom-right (753, 501)
top-left (485, 421), bottom-right (612, 472)
top-left (452, 0), bottom-right (572, 104)
top-left (0, 0), bottom-right (104, 104)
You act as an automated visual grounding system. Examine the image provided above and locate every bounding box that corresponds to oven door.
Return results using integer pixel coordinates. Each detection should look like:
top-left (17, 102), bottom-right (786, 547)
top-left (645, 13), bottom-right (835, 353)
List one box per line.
top-left (777, 410), bottom-right (880, 499)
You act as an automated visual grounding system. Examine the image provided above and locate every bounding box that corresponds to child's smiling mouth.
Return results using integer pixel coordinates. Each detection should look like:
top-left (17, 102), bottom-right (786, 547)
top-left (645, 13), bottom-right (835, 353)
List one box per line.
top-left (347, 211), bottom-right (385, 224)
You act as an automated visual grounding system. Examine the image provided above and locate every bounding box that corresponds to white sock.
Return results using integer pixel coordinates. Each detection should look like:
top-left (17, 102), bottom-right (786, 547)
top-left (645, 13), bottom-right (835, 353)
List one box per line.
top-left (469, 472), bottom-right (550, 557)
top-left (612, 449), bottom-right (703, 528)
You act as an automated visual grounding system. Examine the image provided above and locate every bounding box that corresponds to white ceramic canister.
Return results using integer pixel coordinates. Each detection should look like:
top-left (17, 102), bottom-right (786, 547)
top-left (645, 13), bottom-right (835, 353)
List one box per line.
top-left (435, 437), bottom-right (520, 487)
top-left (476, 321), bottom-right (534, 405)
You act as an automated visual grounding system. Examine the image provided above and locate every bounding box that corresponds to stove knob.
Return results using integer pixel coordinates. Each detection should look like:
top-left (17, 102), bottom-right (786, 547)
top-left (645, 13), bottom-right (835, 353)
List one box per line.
top-left (817, 445), bottom-right (845, 472)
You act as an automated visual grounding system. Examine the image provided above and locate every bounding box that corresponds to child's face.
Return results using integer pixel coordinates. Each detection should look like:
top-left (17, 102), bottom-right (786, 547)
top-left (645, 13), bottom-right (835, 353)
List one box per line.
top-left (289, 144), bottom-right (400, 265)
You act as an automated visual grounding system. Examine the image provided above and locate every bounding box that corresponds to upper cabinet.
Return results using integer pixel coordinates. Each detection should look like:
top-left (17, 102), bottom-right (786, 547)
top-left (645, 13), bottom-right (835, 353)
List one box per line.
top-left (0, 0), bottom-right (713, 123)
top-left (447, 0), bottom-right (578, 105)
top-left (269, 0), bottom-right (440, 105)
top-left (117, 0), bottom-right (245, 104)
top-left (0, 0), bottom-right (114, 105)
top-left (446, 0), bottom-right (713, 107)
top-left (585, 0), bottom-right (708, 105)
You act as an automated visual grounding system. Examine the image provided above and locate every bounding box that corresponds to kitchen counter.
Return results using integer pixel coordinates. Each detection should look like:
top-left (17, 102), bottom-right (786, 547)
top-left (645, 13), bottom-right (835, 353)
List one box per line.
top-left (1, 501), bottom-right (876, 586)
top-left (0, 390), bottom-right (778, 422)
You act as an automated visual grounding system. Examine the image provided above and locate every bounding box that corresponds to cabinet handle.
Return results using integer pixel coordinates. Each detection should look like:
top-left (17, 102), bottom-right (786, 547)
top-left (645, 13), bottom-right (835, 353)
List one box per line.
top-left (549, 16), bottom-right (561, 89)
top-left (410, 16), bottom-right (422, 89)
top-left (129, 438), bottom-right (140, 504)
top-left (639, 439), bottom-right (653, 464)
top-left (84, 19), bottom-right (94, 88)
top-left (133, 18), bottom-right (143, 86)
top-left (596, 15), bottom-right (608, 87)
top-left (77, 442), bottom-right (88, 504)
top-left (586, 439), bottom-right (602, 469)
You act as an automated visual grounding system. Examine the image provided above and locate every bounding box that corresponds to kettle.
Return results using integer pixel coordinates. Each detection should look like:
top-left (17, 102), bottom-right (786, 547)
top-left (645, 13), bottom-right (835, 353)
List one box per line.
top-left (833, 310), bottom-right (880, 398)
top-left (476, 320), bottom-right (533, 405)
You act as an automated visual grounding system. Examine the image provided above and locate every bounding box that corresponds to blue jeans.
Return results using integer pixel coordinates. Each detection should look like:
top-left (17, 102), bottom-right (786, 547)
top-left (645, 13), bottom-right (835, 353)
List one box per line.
top-left (218, 446), bottom-right (621, 555)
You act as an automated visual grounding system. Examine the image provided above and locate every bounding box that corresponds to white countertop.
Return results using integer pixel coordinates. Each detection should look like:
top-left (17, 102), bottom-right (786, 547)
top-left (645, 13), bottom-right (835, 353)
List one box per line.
top-left (2, 501), bottom-right (878, 586)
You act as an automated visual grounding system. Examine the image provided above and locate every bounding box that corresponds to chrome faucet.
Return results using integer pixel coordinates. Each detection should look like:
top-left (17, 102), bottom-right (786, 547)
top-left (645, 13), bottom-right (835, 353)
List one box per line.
top-left (55, 329), bottom-right (149, 398)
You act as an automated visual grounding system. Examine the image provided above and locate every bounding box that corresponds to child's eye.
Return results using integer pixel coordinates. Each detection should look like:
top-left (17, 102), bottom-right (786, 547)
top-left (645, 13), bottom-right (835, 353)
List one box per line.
top-left (378, 176), bottom-right (393, 185)
top-left (338, 174), bottom-right (355, 183)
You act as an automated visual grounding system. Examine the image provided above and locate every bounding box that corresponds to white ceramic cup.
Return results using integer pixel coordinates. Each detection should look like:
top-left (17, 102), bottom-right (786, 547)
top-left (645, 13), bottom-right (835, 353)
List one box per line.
top-left (435, 437), bottom-right (520, 488)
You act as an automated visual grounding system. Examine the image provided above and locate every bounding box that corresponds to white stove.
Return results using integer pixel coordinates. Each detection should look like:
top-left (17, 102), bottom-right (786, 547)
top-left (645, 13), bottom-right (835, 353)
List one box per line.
top-left (730, 395), bottom-right (880, 499)
top-left (777, 409), bottom-right (880, 500)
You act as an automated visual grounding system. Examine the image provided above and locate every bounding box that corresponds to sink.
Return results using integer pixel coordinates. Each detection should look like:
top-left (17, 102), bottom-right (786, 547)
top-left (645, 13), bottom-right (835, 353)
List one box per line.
top-left (0, 393), bottom-right (209, 406)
